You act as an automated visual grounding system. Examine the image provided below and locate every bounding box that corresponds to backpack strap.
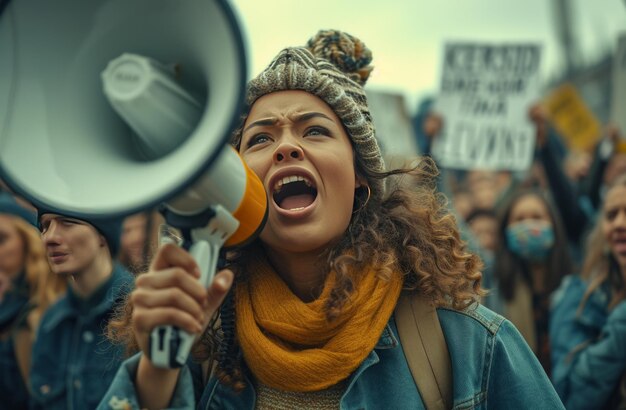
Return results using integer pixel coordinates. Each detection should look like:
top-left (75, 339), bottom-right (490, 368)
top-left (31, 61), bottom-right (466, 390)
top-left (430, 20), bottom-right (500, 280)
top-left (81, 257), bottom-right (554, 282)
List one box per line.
top-left (395, 292), bottom-right (452, 410)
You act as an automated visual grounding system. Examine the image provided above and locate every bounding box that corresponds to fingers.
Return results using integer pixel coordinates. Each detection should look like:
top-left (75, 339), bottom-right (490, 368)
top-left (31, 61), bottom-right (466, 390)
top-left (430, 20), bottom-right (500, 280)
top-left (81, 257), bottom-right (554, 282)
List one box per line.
top-left (204, 269), bottom-right (234, 315)
top-left (135, 267), bottom-right (207, 304)
top-left (150, 243), bottom-right (200, 279)
top-left (131, 267), bottom-right (235, 338)
top-left (132, 287), bottom-right (205, 322)
top-left (132, 271), bottom-right (207, 335)
top-left (133, 306), bottom-right (204, 335)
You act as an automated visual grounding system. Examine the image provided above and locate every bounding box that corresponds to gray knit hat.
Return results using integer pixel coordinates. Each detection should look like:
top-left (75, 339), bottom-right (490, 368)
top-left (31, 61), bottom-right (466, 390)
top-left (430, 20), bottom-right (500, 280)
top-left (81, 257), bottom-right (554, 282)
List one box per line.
top-left (235, 29), bottom-right (385, 199)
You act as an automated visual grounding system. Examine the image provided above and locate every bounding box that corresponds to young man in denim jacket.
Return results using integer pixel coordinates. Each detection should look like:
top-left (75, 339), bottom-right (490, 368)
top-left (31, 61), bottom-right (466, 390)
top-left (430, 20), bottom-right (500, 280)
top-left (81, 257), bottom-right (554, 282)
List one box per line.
top-left (29, 211), bottom-right (133, 410)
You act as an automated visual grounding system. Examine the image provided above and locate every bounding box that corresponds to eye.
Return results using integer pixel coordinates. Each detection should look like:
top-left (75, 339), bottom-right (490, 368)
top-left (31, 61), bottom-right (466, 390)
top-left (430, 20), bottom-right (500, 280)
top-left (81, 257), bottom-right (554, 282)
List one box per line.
top-left (606, 209), bottom-right (618, 221)
top-left (246, 133), bottom-right (272, 148)
top-left (304, 126), bottom-right (330, 137)
top-left (39, 222), bottom-right (49, 234)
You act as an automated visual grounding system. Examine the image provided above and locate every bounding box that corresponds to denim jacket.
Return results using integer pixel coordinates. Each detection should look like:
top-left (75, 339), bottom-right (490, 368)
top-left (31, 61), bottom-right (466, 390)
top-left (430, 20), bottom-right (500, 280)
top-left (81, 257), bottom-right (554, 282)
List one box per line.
top-left (0, 273), bottom-right (32, 410)
top-left (29, 264), bottom-right (133, 410)
top-left (99, 303), bottom-right (563, 410)
top-left (550, 275), bottom-right (626, 409)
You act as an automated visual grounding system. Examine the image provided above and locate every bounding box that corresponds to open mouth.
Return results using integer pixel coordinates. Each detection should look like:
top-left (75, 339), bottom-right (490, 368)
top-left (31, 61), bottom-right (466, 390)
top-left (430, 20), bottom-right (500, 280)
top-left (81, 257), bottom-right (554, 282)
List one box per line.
top-left (272, 175), bottom-right (318, 211)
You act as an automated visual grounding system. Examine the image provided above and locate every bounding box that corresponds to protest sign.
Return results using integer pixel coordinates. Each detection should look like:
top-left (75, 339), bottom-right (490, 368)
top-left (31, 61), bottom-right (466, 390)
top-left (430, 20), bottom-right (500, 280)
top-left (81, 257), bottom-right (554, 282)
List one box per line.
top-left (543, 83), bottom-right (601, 152)
top-left (432, 42), bottom-right (542, 171)
top-left (611, 33), bottom-right (626, 138)
top-left (367, 90), bottom-right (420, 158)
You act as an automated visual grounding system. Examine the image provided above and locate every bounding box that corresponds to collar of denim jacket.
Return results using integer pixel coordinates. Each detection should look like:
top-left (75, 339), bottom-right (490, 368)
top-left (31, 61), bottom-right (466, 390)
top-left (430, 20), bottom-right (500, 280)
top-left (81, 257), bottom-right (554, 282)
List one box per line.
top-left (41, 264), bottom-right (133, 332)
top-left (375, 317), bottom-right (399, 350)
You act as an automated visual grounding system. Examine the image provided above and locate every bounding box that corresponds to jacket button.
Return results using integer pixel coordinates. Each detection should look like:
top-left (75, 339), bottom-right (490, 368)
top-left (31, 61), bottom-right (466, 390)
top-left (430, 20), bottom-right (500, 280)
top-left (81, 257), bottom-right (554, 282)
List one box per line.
top-left (83, 331), bottom-right (94, 343)
top-left (74, 379), bottom-right (82, 389)
top-left (40, 385), bottom-right (50, 395)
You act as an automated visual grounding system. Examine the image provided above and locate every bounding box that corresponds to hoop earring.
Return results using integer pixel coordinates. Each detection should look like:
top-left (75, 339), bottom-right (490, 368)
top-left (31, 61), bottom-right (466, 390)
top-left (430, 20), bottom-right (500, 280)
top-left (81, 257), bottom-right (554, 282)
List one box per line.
top-left (353, 185), bottom-right (371, 214)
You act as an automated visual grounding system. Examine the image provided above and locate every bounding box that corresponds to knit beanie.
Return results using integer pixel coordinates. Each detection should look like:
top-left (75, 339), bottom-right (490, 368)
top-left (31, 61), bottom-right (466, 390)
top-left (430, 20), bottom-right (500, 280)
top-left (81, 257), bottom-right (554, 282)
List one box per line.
top-left (0, 192), bottom-right (37, 226)
top-left (234, 29), bottom-right (385, 199)
top-left (37, 207), bottom-right (123, 257)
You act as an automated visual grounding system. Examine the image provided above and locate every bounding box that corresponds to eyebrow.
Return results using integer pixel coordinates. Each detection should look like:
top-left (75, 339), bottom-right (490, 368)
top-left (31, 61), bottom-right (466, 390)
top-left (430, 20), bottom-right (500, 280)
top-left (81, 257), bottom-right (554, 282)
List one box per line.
top-left (40, 215), bottom-right (84, 226)
top-left (243, 112), bottom-right (334, 133)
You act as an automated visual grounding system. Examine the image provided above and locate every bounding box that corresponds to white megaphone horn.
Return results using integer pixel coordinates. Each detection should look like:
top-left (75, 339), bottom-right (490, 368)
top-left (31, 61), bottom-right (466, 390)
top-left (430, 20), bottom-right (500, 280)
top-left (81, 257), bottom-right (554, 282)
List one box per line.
top-left (0, 0), bottom-right (267, 368)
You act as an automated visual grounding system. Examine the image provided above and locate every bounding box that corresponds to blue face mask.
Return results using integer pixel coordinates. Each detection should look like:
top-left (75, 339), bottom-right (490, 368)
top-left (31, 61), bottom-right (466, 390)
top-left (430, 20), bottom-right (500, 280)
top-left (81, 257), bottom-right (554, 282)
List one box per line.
top-left (505, 220), bottom-right (555, 262)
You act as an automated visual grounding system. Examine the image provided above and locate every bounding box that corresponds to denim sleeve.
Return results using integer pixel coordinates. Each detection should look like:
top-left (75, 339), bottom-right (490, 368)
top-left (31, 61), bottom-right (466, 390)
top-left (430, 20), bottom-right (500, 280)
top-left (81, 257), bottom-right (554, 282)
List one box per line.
top-left (557, 301), bottom-right (626, 409)
top-left (549, 277), bottom-right (593, 390)
top-left (537, 136), bottom-right (589, 245)
top-left (96, 353), bottom-right (197, 410)
top-left (487, 319), bottom-right (565, 409)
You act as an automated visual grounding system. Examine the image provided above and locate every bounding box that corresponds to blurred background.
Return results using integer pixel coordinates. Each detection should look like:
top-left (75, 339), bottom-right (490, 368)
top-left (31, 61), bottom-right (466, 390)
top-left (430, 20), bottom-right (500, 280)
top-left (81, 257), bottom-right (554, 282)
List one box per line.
top-left (234, 0), bottom-right (626, 120)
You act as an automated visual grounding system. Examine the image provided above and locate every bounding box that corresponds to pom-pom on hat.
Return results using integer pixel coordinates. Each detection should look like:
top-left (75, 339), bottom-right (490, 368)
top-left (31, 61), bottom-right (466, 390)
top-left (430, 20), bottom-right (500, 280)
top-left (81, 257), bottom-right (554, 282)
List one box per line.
top-left (0, 192), bottom-right (37, 226)
top-left (234, 29), bottom-right (385, 199)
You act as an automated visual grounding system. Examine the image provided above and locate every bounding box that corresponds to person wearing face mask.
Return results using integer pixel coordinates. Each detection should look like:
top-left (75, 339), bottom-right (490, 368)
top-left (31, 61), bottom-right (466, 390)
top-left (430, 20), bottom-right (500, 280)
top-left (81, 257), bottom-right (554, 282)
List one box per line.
top-left (0, 193), bottom-right (66, 410)
top-left (550, 173), bottom-right (626, 409)
top-left (29, 210), bottom-right (133, 410)
top-left (493, 189), bottom-right (573, 376)
top-left (97, 30), bottom-right (563, 410)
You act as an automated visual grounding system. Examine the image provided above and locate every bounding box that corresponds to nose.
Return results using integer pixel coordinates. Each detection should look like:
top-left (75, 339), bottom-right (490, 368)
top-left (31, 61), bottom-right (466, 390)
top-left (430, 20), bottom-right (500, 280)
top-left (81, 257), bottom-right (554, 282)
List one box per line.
top-left (42, 221), bottom-right (61, 247)
top-left (615, 210), bottom-right (626, 227)
top-left (273, 141), bottom-right (304, 163)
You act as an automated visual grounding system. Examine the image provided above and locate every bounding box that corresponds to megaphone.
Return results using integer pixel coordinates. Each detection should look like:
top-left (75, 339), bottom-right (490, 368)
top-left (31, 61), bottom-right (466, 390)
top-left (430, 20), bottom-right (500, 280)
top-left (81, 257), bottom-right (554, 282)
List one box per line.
top-left (0, 0), bottom-right (267, 368)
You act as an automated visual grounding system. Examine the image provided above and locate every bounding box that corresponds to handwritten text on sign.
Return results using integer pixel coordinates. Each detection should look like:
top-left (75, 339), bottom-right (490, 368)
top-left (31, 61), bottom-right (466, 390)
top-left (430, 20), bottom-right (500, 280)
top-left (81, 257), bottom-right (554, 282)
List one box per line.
top-left (433, 43), bottom-right (542, 171)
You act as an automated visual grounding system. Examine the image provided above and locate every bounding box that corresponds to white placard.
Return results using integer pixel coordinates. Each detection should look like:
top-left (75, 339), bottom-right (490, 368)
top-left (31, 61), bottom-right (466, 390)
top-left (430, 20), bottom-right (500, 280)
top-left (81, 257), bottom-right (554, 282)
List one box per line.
top-left (611, 33), bottom-right (626, 135)
top-left (432, 43), bottom-right (542, 171)
top-left (366, 89), bottom-right (419, 158)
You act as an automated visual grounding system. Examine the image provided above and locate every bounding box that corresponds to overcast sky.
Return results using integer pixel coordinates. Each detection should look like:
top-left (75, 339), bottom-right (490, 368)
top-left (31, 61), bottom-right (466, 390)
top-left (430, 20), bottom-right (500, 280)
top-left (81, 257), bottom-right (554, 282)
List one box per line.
top-left (232, 0), bottom-right (626, 112)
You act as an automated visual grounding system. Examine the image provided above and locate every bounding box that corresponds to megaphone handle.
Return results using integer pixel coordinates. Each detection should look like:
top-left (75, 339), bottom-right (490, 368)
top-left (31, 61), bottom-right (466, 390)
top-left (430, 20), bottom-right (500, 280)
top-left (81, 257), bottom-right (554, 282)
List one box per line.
top-left (149, 240), bottom-right (215, 368)
top-left (148, 206), bottom-right (238, 369)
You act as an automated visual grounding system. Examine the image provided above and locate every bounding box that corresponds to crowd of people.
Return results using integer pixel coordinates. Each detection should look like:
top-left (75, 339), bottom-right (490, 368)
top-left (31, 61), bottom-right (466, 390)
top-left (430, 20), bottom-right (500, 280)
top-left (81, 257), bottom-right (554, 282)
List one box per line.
top-left (414, 86), bottom-right (626, 408)
top-left (0, 28), bottom-right (624, 409)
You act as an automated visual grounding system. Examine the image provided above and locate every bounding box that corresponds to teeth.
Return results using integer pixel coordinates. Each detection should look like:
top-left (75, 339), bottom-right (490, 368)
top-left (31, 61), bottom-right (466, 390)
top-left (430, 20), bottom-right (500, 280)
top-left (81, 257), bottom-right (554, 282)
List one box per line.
top-left (273, 175), bottom-right (313, 192)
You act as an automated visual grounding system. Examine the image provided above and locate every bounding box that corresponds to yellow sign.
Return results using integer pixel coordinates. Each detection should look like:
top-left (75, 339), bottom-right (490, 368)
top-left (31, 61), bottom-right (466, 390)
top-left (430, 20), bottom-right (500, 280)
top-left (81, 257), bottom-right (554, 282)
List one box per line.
top-left (543, 83), bottom-right (601, 151)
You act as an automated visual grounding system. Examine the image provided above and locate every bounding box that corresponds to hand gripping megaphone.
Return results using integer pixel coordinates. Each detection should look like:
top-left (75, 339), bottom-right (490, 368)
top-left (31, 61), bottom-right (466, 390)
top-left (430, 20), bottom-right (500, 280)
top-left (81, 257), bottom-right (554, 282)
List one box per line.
top-left (0, 0), bottom-right (267, 368)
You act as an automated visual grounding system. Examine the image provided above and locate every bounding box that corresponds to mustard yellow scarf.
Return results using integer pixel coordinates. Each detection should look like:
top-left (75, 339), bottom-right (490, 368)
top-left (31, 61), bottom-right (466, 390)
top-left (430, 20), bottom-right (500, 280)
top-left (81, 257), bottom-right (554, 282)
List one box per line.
top-left (235, 253), bottom-right (403, 392)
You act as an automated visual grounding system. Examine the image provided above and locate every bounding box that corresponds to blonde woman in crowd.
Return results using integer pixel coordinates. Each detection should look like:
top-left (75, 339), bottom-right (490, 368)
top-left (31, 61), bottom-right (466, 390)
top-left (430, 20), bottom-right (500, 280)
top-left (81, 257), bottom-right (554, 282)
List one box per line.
top-left (550, 173), bottom-right (626, 409)
top-left (0, 192), bottom-right (65, 409)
